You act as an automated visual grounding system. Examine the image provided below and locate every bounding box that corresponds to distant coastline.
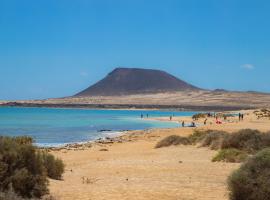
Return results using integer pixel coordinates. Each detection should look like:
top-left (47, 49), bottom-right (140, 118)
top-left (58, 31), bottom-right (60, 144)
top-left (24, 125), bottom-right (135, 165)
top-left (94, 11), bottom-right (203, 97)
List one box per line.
top-left (0, 101), bottom-right (254, 111)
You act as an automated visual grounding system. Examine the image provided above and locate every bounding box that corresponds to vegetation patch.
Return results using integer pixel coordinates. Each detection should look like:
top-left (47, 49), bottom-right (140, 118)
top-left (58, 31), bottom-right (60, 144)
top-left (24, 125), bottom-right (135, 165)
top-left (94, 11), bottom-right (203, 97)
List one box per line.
top-left (254, 109), bottom-right (270, 119)
top-left (212, 148), bottom-right (248, 163)
top-left (155, 135), bottom-right (191, 148)
top-left (0, 136), bottom-right (64, 199)
top-left (228, 148), bottom-right (270, 200)
top-left (221, 129), bottom-right (270, 153)
top-left (155, 129), bottom-right (270, 164)
top-left (42, 152), bottom-right (65, 180)
top-left (187, 129), bottom-right (211, 144)
top-left (200, 130), bottom-right (228, 150)
top-left (192, 113), bottom-right (207, 120)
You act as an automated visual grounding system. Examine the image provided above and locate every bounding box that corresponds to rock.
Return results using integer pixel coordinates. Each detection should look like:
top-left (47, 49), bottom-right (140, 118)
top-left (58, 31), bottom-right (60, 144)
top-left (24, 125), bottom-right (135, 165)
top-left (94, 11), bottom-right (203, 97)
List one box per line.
top-left (99, 148), bottom-right (109, 152)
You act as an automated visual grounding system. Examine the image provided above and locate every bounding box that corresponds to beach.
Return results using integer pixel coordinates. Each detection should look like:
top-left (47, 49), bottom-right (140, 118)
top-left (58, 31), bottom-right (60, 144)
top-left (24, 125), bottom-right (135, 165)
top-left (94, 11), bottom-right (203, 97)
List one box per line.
top-left (48, 109), bottom-right (270, 200)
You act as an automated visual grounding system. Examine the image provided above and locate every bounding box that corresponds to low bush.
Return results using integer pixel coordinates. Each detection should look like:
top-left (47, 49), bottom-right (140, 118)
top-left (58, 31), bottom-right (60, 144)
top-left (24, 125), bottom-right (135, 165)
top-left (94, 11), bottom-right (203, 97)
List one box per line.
top-left (192, 113), bottom-right (207, 120)
top-left (221, 129), bottom-right (268, 153)
top-left (200, 130), bottom-right (228, 150)
top-left (187, 129), bottom-right (211, 144)
top-left (212, 149), bottom-right (248, 163)
top-left (155, 135), bottom-right (191, 148)
top-left (0, 136), bottom-right (64, 199)
top-left (228, 148), bottom-right (270, 200)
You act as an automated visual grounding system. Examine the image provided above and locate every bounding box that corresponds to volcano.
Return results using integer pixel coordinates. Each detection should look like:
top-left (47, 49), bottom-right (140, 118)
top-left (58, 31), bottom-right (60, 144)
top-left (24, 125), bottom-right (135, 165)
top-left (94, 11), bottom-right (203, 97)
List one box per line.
top-left (75, 67), bottom-right (201, 96)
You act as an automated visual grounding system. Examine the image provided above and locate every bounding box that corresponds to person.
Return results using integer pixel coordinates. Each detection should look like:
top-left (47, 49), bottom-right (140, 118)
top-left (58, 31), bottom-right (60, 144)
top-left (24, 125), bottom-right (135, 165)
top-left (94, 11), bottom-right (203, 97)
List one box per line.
top-left (182, 121), bottom-right (185, 127)
top-left (204, 119), bottom-right (207, 125)
top-left (141, 114), bottom-right (143, 119)
top-left (170, 116), bottom-right (172, 121)
top-left (191, 121), bottom-right (196, 127)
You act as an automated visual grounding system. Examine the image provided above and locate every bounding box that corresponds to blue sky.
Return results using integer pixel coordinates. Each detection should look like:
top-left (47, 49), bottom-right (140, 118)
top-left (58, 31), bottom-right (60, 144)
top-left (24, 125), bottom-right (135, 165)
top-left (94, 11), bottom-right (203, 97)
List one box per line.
top-left (0, 0), bottom-right (270, 100)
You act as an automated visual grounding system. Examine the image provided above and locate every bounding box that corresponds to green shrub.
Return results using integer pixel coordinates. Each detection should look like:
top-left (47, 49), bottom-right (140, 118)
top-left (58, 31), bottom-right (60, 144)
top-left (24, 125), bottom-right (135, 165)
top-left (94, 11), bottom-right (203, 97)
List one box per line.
top-left (221, 129), bottom-right (268, 153)
top-left (0, 136), bottom-right (48, 198)
top-left (228, 148), bottom-right (270, 200)
top-left (155, 135), bottom-right (191, 148)
top-left (0, 136), bottom-right (64, 199)
top-left (200, 130), bottom-right (228, 150)
top-left (42, 152), bottom-right (65, 180)
top-left (212, 149), bottom-right (248, 163)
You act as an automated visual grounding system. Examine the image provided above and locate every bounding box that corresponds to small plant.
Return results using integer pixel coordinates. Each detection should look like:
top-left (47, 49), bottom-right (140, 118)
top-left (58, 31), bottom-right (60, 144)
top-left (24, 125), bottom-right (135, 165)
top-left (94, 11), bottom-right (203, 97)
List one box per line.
top-left (155, 135), bottom-right (191, 148)
top-left (212, 148), bottom-right (248, 163)
top-left (228, 148), bottom-right (270, 200)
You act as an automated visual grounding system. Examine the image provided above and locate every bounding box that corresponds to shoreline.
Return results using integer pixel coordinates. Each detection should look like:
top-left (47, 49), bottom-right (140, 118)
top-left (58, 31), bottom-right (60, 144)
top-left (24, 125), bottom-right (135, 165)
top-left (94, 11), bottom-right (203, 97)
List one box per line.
top-left (43, 108), bottom-right (262, 151)
top-left (0, 102), bottom-right (255, 111)
top-left (38, 110), bottom-right (246, 150)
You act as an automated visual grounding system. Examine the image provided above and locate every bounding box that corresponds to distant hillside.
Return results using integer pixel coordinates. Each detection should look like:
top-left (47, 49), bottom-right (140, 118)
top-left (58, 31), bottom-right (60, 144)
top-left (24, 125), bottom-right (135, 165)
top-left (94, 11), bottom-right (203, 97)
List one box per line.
top-left (75, 68), bottom-right (201, 96)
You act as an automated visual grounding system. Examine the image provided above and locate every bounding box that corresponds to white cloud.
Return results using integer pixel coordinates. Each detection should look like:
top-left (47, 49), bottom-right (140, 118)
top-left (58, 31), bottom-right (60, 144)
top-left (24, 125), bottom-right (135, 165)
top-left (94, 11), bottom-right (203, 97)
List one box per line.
top-left (241, 64), bottom-right (255, 70)
top-left (80, 72), bottom-right (88, 77)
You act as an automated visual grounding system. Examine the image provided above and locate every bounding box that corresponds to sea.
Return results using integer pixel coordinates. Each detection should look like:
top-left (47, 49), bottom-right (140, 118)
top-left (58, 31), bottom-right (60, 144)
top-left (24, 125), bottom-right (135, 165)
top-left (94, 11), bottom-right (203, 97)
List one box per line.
top-left (0, 107), bottom-right (196, 147)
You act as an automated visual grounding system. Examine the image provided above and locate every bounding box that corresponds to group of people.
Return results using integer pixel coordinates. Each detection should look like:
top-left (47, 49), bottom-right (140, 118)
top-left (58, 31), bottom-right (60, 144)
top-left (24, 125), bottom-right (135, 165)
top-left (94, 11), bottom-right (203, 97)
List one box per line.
top-left (239, 113), bottom-right (244, 121)
top-left (140, 114), bottom-right (149, 118)
top-left (181, 121), bottom-right (196, 128)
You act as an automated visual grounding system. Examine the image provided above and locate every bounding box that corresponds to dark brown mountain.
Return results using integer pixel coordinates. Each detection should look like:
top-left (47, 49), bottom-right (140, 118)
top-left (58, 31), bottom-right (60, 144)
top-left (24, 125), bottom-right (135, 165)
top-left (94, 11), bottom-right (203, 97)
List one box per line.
top-left (75, 67), bottom-right (201, 96)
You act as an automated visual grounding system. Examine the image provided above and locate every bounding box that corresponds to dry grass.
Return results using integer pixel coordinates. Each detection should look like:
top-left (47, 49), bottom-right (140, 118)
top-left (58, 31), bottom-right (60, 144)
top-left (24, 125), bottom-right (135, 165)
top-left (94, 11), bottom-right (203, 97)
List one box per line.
top-left (221, 129), bottom-right (270, 153)
top-left (200, 130), bottom-right (228, 150)
top-left (155, 135), bottom-right (191, 148)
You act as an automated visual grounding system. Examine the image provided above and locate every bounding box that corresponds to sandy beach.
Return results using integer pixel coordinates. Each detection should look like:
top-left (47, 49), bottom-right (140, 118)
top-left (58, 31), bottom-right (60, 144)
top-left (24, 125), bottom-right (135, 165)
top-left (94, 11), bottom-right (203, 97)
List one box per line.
top-left (49, 110), bottom-right (270, 200)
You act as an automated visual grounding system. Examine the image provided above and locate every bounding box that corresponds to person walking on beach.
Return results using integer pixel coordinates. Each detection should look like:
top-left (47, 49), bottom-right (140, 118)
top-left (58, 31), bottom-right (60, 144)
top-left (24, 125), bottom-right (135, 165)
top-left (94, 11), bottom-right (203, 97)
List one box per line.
top-left (182, 121), bottom-right (185, 127)
top-left (170, 116), bottom-right (172, 121)
top-left (204, 119), bottom-right (207, 125)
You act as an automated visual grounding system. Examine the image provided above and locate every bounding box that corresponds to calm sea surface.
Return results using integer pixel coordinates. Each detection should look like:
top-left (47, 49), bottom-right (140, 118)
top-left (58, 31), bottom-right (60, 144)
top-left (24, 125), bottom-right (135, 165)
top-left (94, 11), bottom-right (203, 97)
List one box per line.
top-left (0, 107), bottom-right (196, 147)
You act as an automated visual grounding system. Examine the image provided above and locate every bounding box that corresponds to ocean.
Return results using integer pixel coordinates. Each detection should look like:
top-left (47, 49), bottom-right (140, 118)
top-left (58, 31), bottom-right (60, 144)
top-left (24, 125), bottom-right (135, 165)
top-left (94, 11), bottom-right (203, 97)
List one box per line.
top-left (0, 107), bottom-right (196, 147)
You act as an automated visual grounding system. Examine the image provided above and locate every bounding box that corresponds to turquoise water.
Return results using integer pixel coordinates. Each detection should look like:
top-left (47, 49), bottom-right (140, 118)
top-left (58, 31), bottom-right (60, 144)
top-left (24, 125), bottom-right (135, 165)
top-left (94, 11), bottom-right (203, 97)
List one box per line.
top-left (0, 107), bottom-right (196, 147)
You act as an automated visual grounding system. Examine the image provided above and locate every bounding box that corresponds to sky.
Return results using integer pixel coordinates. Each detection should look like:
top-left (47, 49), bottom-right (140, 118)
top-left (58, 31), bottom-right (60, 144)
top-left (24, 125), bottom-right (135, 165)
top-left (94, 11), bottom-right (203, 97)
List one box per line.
top-left (0, 0), bottom-right (270, 100)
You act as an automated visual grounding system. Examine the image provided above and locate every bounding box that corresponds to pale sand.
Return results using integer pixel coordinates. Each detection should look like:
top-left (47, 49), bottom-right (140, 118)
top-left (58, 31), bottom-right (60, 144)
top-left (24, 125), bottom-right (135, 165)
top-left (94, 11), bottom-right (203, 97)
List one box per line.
top-left (49, 110), bottom-right (270, 200)
top-left (19, 90), bottom-right (270, 108)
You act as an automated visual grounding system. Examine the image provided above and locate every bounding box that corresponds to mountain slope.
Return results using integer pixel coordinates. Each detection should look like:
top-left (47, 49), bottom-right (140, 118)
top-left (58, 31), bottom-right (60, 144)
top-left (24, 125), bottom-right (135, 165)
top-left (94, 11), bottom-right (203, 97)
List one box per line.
top-left (76, 68), bottom-right (201, 96)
